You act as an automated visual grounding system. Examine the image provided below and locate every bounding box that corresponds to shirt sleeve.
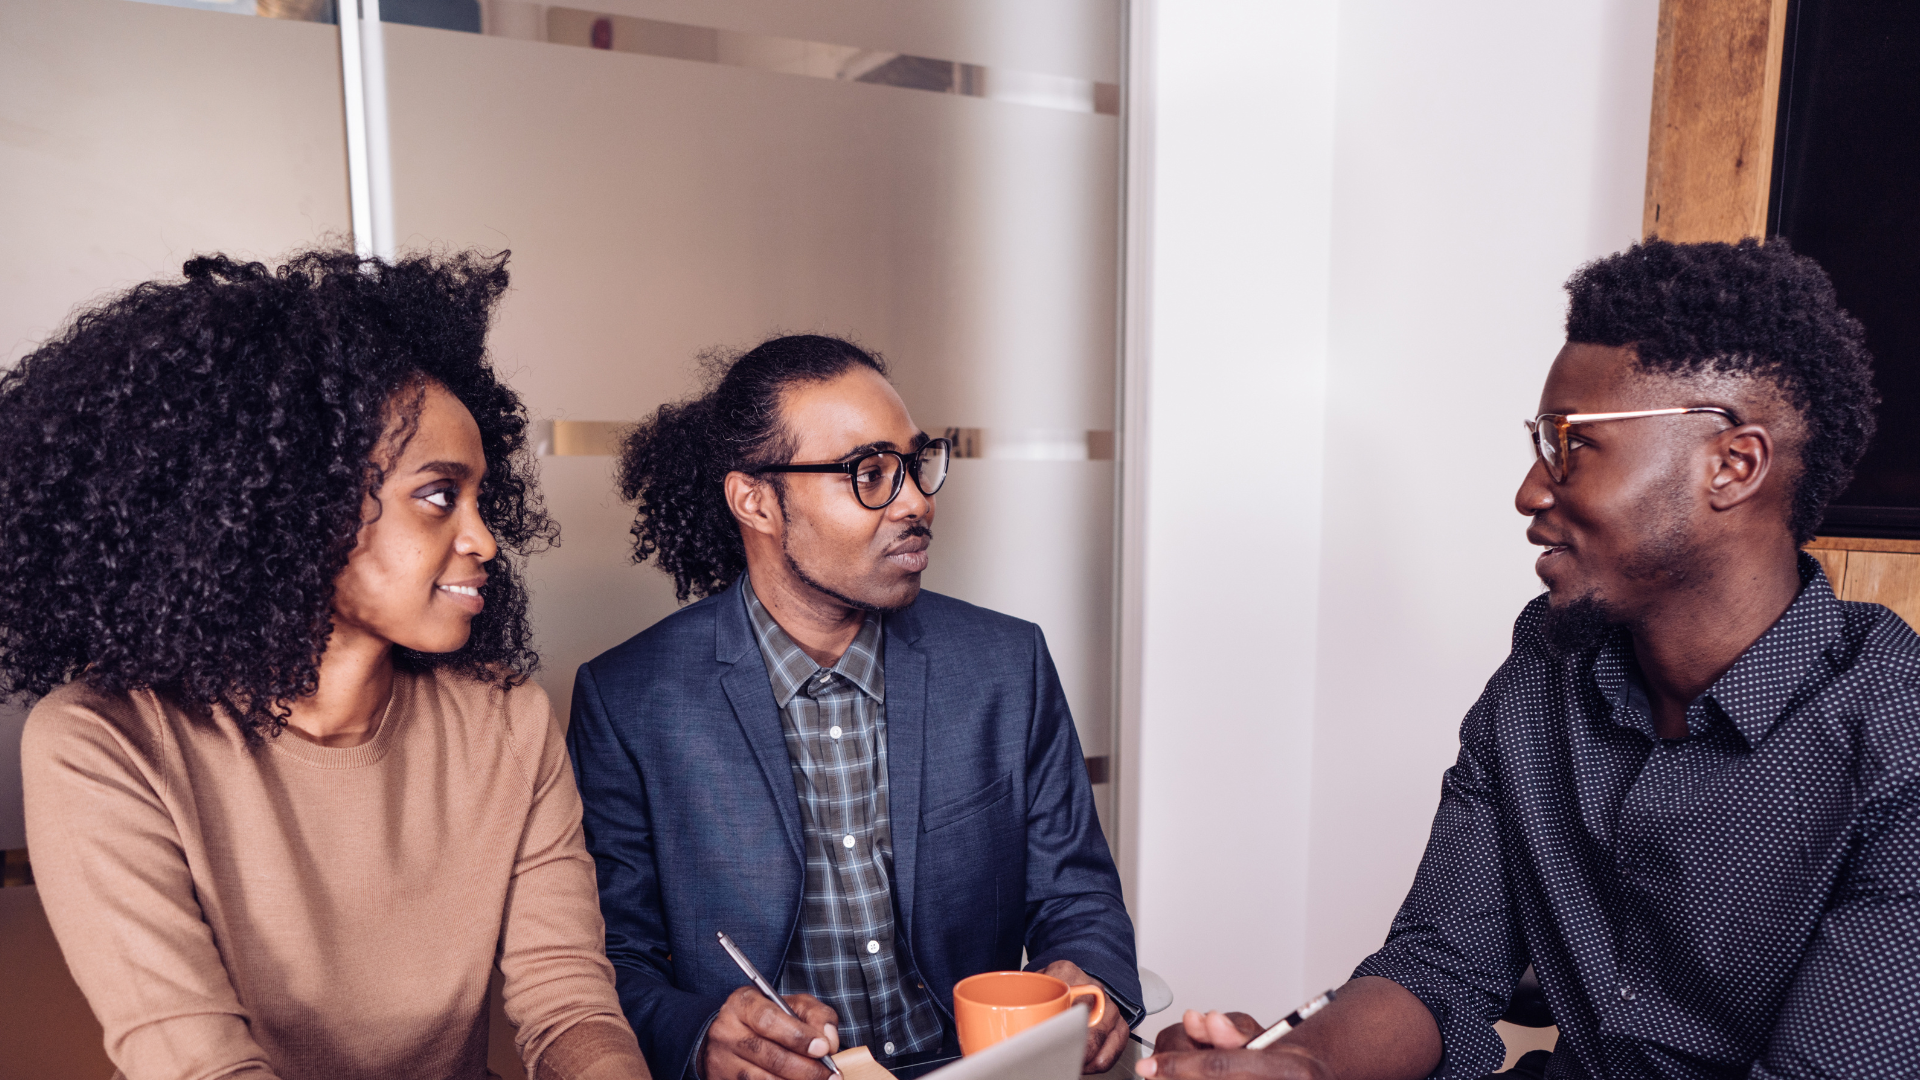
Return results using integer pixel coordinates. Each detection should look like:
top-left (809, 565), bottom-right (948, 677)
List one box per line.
top-left (498, 689), bottom-right (647, 1077)
top-left (21, 690), bottom-right (280, 1080)
top-left (1351, 663), bottom-right (1526, 1080)
top-left (1750, 768), bottom-right (1920, 1078)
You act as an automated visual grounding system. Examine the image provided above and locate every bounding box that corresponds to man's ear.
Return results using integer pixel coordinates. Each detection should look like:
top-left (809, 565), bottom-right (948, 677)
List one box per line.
top-left (725, 470), bottom-right (783, 538)
top-left (1706, 424), bottom-right (1774, 512)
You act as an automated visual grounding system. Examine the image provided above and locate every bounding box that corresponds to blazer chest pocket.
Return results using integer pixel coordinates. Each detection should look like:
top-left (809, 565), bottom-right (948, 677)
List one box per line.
top-left (922, 772), bottom-right (1013, 833)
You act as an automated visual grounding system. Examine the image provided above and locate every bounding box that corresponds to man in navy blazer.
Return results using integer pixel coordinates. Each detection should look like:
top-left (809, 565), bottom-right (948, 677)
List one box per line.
top-left (569, 335), bottom-right (1140, 1080)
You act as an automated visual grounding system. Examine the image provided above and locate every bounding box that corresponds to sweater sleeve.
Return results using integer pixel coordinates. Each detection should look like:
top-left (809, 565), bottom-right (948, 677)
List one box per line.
top-left (21, 689), bottom-right (279, 1080)
top-left (499, 688), bottom-right (648, 1079)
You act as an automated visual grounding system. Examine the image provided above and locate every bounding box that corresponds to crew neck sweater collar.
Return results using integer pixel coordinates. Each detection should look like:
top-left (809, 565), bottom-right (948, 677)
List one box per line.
top-left (266, 672), bottom-right (408, 769)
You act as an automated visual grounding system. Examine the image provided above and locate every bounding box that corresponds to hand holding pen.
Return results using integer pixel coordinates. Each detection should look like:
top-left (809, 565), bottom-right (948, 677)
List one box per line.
top-left (709, 930), bottom-right (844, 1080)
top-left (1136, 989), bottom-right (1338, 1080)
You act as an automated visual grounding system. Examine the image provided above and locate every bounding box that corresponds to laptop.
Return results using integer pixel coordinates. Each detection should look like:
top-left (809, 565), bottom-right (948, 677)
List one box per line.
top-left (921, 1005), bottom-right (1089, 1080)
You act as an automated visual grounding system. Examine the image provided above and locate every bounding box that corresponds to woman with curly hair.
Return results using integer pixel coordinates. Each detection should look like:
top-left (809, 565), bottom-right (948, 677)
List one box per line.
top-left (5, 251), bottom-right (649, 1080)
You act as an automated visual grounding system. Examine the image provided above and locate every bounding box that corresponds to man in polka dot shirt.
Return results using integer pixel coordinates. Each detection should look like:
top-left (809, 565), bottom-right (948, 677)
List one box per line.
top-left (1141, 240), bottom-right (1914, 1080)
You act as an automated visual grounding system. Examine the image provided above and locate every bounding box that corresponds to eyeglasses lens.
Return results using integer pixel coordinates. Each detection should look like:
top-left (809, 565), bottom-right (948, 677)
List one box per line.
top-left (1530, 418), bottom-right (1563, 481)
top-left (913, 442), bottom-right (951, 496)
top-left (853, 453), bottom-right (905, 509)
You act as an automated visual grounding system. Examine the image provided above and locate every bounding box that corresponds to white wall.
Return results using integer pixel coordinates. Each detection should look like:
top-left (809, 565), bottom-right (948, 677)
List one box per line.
top-left (1128, 0), bottom-right (1658, 1025)
top-left (1127, 0), bottom-right (1338, 1024)
top-left (1303, 0), bottom-right (1658, 993)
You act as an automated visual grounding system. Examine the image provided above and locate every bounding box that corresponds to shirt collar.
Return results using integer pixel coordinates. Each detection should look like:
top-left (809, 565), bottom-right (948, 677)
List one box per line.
top-left (1590, 632), bottom-right (1647, 736)
top-left (742, 574), bottom-right (885, 707)
top-left (1700, 551), bottom-right (1849, 747)
top-left (1589, 551), bottom-right (1848, 748)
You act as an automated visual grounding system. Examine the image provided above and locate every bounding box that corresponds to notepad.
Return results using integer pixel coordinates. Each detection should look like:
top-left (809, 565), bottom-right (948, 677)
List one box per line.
top-left (831, 1046), bottom-right (900, 1080)
top-left (831, 1006), bottom-right (1087, 1080)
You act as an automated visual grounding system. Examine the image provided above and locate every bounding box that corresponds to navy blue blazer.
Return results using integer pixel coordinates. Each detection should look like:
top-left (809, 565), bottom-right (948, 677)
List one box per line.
top-left (568, 579), bottom-right (1140, 1078)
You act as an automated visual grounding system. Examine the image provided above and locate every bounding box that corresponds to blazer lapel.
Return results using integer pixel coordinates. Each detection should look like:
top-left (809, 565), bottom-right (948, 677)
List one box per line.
top-left (885, 617), bottom-right (929, 936)
top-left (717, 580), bottom-right (806, 863)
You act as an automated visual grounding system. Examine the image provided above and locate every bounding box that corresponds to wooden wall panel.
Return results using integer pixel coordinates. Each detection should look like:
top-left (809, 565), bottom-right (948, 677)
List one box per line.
top-left (1646, 5), bottom-right (1920, 633)
top-left (1805, 538), bottom-right (1920, 631)
top-left (1642, 0), bottom-right (1790, 240)
top-left (1840, 553), bottom-right (1920, 631)
top-left (1805, 546), bottom-right (1849, 595)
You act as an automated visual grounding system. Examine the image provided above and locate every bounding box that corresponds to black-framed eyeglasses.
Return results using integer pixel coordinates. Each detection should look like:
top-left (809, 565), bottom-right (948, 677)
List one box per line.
top-left (757, 437), bottom-right (952, 509)
top-left (1524, 407), bottom-right (1740, 483)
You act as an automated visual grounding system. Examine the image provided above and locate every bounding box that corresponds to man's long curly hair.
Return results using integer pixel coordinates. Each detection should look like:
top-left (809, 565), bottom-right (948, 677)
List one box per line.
top-left (617, 335), bottom-right (886, 601)
top-left (1565, 238), bottom-right (1878, 544)
top-left (0, 249), bottom-right (556, 740)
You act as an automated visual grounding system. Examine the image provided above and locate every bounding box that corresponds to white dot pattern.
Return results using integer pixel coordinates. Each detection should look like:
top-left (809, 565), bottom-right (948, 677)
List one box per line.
top-left (1356, 556), bottom-right (1920, 1078)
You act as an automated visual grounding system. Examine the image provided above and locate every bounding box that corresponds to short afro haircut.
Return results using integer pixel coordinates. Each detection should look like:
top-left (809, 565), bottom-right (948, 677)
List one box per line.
top-left (0, 249), bottom-right (556, 740)
top-left (1565, 238), bottom-right (1877, 544)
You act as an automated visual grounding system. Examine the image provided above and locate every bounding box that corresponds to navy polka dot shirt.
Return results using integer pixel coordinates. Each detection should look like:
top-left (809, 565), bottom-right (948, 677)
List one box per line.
top-left (1355, 555), bottom-right (1920, 1078)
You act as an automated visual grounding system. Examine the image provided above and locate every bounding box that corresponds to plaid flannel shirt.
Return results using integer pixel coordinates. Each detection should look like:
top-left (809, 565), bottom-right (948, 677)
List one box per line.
top-left (744, 579), bottom-right (946, 1060)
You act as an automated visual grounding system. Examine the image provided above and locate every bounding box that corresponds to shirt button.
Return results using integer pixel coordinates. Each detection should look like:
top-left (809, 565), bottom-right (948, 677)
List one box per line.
top-left (884, 1042), bottom-right (896, 1055)
top-left (843, 834), bottom-right (856, 849)
top-left (1620, 984), bottom-right (1636, 1002)
top-left (830, 725), bottom-right (843, 740)
top-left (867, 939), bottom-right (880, 954)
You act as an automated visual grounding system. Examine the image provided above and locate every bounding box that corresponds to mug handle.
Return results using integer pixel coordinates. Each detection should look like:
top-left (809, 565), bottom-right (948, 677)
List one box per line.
top-left (1066, 983), bottom-right (1107, 1028)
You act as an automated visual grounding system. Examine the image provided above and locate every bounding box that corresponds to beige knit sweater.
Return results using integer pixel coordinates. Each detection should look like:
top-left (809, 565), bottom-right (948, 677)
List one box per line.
top-left (22, 669), bottom-right (643, 1080)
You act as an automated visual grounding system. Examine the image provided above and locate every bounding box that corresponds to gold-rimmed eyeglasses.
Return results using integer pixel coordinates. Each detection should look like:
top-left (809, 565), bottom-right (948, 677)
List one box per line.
top-left (1524, 407), bottom-right (1741, 483)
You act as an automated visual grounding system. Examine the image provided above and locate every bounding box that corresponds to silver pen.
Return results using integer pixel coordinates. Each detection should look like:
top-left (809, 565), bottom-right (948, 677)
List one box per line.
top-left (1245, 988), bottom-right (1338, 1050)
top-left (716, 930), bottom-right (842, 1076)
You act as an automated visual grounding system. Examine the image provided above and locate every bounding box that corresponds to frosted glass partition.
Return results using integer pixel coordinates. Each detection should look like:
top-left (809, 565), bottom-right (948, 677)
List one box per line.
top-left (379, 2), bottom-right (1123, 813)
top-left (1, 0), bottom-right (353, 369)
top-left (0, 0), bottom-right (354, 851)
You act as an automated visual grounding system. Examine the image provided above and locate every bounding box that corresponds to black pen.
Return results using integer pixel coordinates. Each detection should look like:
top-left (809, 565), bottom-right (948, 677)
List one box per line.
top-left (716, 930), bottom-right (843, 1076)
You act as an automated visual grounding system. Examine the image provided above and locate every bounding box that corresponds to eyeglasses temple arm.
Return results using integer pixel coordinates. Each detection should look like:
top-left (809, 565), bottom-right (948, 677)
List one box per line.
top-left (1557, 407), bottom-right (1740, 424)
top-left (758, 463), bottom-right (854, 474)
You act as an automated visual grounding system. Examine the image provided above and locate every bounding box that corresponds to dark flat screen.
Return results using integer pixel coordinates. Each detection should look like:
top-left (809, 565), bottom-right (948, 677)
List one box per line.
top-left (1770, 0), bottom-right (1920, 538)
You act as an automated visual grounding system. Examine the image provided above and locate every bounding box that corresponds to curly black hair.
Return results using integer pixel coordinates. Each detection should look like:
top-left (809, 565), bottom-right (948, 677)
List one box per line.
top-left (0, 249), bottom-right (556, 740)
top-left (617, 334), bottom-right (886, 601)
top-left (1565, 238), bottom-right (1878, 544)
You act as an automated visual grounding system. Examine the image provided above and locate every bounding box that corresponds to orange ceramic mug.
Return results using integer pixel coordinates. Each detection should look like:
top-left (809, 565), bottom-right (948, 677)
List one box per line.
top-left (953, 971), bottom-right (1107, 1055)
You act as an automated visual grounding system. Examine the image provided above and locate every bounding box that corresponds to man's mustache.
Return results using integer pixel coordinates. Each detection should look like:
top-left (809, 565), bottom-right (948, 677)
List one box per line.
top-left (897, 524), bottom-right (932, 541)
